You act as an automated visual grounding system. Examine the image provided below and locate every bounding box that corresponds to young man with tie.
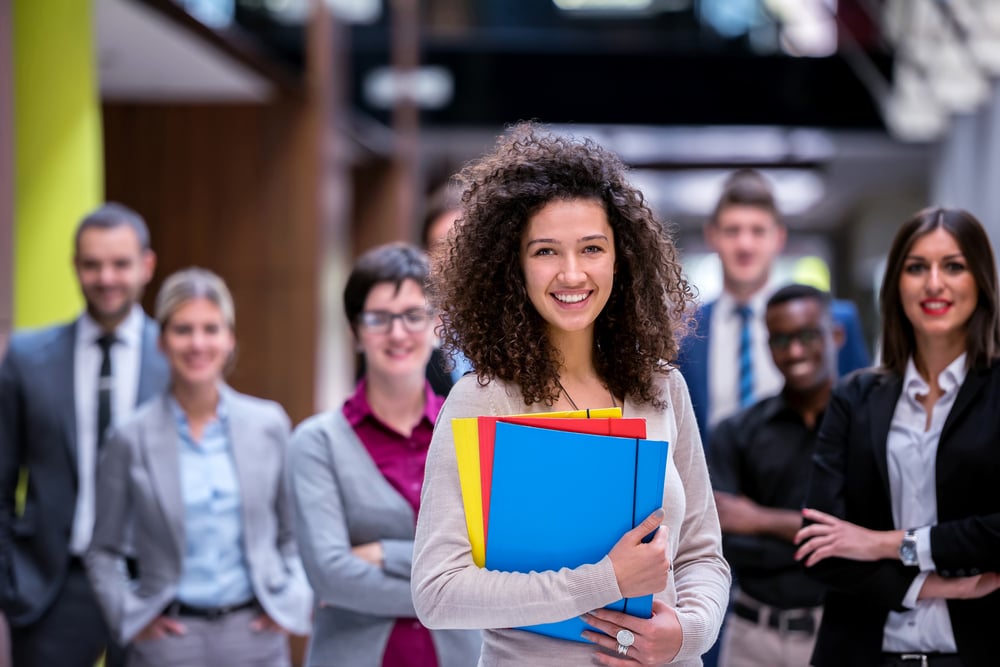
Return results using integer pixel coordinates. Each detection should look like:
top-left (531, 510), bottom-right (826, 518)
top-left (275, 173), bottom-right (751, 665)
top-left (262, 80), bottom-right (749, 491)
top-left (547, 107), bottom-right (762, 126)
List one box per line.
top-left (677, 169), bottom-right (870, 445)
top-left (0, 203), bottom-right (169, 666)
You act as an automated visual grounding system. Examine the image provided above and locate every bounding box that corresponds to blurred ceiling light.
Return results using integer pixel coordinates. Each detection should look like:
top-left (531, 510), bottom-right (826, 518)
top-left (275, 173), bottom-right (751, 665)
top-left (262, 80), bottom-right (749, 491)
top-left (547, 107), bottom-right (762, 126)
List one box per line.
top-left (553, 0), bottom-right (653, 11)
top-left (179, 0), bottom-right (235, 28)
top-left (566, 126), bottom-right (835, 165)
top-left (630, 168), bottom-right (825, 217)
top-left (699, 0), bottom-right (759, 37)
top-left (766, 0), bottom-right (838, 57)
top-left (263, 0), bottom-right (308, 24)
top-left (363, 66), bottom-right (454, 110)
top-left (324, 0), bottom-right (380, 24)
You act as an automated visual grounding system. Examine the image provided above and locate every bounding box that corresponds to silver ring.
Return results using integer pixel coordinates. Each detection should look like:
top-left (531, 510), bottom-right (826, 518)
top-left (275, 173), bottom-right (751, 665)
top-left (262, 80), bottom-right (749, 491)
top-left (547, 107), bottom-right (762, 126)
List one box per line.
top-left (617, 643), bottom-right (629, 656)
top-left (616, 628), bottom-right (635, 647)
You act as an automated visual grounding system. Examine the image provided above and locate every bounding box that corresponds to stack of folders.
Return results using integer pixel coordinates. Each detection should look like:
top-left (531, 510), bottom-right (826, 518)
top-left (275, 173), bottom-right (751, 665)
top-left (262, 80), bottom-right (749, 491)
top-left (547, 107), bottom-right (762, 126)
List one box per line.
top-left (454, 408), bottom-right (669, 643)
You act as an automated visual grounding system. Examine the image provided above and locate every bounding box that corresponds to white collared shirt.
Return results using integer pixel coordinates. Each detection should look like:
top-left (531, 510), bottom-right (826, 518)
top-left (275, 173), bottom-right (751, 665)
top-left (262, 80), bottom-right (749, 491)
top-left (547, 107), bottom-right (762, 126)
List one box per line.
top-left (707, 288), bottom-right (783, 429)
top-left (882, 352), bottom-right (967, 653)
top-left (71, 305), bottom-right (145, 554)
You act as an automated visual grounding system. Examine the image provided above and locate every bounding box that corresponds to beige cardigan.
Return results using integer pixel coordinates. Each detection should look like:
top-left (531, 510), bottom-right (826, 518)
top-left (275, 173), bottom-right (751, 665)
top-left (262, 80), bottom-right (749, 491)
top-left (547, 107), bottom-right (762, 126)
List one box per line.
top-left (412, 371), bottom-right (730, 666)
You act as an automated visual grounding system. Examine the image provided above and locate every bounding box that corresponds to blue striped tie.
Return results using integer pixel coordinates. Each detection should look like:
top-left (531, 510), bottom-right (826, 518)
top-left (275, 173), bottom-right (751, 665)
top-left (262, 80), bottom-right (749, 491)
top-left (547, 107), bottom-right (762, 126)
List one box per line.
top-left (737, 304), bottom-right (754, 408)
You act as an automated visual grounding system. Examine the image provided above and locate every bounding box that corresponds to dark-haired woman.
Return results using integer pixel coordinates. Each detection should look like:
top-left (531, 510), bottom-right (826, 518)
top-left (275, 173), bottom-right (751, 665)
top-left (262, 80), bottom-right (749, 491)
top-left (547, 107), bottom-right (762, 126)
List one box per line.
top-left (288, 243), bottom-right (481, 667)
top-left (411, 123), bottom-right (730, 666)
top-left (795, 207), bottom-right (1000, 667)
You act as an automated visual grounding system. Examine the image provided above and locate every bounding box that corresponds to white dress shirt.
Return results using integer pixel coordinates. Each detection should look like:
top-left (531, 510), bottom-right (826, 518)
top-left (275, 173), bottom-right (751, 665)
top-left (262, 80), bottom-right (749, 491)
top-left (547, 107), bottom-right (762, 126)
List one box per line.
top-left (71, 305), bottom-right (144, 555)
top-left (882, 353), bottom-right (967, 653)
top-left (707, 288), bottom-right (783, 429)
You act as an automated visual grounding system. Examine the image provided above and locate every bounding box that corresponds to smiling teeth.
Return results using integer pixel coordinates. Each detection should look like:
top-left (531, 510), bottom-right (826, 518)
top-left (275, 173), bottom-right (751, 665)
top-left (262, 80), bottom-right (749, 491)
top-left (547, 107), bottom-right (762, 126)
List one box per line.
top-left (923, 301), bottom-right (949, 309)
top-left (554, 293), bottom-right (587, 303)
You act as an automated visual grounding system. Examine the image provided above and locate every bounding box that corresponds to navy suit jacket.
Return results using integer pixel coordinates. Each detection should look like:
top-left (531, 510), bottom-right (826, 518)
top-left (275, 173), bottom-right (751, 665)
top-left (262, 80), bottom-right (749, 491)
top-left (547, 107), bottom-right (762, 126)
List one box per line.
top-left (0, 316), bottom-right (168, 626)
top-left (803, 366), bottom-right (1000, 667)
top-left (677, 298), bottom-right (870, 443)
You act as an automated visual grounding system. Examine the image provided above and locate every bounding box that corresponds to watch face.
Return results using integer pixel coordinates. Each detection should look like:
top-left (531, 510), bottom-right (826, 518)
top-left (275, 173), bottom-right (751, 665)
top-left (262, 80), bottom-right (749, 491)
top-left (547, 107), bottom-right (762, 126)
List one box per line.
top-left (900, 539), bottom-right (918, 565)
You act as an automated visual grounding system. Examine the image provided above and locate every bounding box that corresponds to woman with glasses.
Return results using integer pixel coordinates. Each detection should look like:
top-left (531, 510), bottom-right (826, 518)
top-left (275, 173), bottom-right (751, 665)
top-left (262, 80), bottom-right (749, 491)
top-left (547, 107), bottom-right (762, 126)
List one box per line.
top-left (287, 242), bottom-right (481, 667)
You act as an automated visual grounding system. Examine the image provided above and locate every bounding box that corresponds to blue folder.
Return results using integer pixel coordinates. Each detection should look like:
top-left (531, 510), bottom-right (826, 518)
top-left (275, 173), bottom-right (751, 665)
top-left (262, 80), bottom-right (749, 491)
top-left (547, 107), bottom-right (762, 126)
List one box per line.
top-left (485, 421), bottom-right (669, 643)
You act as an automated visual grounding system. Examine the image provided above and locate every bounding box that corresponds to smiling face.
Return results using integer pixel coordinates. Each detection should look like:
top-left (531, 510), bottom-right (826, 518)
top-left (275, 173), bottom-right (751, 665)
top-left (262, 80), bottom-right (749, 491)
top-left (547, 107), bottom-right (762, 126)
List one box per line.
top-left (357, 278), bottom-right (435, 382)
top-left (766, 297), bottom-right (841, 394)
top-left (159, 297), bottom-right (235, 388)
top-left (75, 225), bottom-right (156, 330)
top-left (706, 204), bottom-right (786, 296)
top-left (520, 198), bottom-right (616, 344)
top-left (899, 226), bottom-right (978, 349)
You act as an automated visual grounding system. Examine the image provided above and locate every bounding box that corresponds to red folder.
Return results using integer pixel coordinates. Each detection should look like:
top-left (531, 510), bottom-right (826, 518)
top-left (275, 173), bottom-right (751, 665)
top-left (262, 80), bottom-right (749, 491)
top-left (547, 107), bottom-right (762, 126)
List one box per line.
top-left (477, 417), bottom-right (647, 543)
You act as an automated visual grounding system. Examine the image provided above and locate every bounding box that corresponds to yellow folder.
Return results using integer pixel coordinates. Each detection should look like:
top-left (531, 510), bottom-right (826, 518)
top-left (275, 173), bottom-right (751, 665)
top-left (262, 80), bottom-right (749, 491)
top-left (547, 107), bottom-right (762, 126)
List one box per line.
top-left (454, 407), bottom-right (622, 566)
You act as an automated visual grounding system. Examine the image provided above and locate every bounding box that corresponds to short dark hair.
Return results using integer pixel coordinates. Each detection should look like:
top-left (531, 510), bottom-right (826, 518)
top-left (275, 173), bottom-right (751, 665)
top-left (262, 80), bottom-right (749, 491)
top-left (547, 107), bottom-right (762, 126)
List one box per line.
top-left (710, 169), bottom-right (780, 226)
top-left (74, 202), bottom-right (151, 252)
top-left (343, 242), bottom-right (429, 333)
top-left (879, 207), bottom-right (1000, 374)
top-left (767, 283), bottom-right (832, 311)
top-left (420, 180), bottom-right (463, 249)
top-left (433, 121), bottom-right (695, 409)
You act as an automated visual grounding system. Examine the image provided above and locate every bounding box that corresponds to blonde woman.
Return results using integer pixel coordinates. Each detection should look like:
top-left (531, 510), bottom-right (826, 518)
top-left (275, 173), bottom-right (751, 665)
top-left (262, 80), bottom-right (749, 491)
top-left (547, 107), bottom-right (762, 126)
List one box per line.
top-left (86, 268), bottom-right (311, 667)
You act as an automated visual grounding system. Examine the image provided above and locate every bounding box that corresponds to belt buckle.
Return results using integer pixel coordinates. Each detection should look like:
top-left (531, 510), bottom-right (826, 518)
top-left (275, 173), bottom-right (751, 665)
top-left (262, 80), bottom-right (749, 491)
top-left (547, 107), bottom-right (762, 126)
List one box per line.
top-left (204, 605), bottom-right (225, 621)
top-left (900, 655), bottom-right (929, 667)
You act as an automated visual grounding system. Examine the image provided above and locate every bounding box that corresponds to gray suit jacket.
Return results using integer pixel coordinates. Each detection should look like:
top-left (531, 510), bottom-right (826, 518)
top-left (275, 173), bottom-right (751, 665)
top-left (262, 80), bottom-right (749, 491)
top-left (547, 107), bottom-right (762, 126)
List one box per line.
top-left (288, 410), bottom-right (481, 667)
top-left (0, 316), bottom-right (168, 626)
top-left (85, 385), bottom-right (313, 643)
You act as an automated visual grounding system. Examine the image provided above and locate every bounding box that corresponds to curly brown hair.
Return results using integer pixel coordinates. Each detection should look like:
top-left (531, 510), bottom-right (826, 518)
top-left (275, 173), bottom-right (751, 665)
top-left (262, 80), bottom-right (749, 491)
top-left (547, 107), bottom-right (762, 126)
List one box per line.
top-left (431, 122), bottom-right (696, 408)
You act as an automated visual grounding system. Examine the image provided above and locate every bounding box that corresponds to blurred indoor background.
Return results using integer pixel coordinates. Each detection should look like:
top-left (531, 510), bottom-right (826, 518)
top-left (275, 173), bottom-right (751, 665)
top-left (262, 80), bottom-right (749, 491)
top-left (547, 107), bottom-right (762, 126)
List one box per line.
top-left (4, 0), bottom-right (1000, 423)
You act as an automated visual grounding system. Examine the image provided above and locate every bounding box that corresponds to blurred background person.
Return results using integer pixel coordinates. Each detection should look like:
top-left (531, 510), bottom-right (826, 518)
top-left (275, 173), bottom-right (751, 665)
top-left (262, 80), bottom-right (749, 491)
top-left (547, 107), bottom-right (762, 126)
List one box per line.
top-left (796, 207), bottom-right (1000, 666)
top-left (420, 180), bottom-right (474, 389)
top-left (288, 242), bottom-right (481, 667)
top-left (86, 267), bottom-right (312, 667)
top-left (708, 284), bottom-right (842, 667)
top-left (0, 203), bottom-right (165, 667)
top-left (677, 169), bottom-right (870, 444)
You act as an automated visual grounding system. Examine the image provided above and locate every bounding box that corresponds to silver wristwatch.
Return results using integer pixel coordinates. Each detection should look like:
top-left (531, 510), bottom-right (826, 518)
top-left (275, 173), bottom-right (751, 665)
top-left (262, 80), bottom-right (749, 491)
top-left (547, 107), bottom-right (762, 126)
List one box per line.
top-left (899, 529), bottom-right (919, 567)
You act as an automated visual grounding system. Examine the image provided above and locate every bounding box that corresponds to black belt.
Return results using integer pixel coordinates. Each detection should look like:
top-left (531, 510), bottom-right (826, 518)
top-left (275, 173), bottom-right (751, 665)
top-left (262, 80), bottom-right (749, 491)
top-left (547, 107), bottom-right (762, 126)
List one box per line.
top-left (166, 598), bottom-right (257, 621)
top-left (881, 653), bottom-right (963, 667)
top-left (732, 600), bottom-right (817, 635)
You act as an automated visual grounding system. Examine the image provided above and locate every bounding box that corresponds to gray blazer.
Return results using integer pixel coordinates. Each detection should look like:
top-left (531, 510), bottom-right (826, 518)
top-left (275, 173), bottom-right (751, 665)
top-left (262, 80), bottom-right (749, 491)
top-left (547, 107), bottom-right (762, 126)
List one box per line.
top-left (85, 385), bottom-right (312, 643)
top-left (0, 316), bottom-right (168, 626)
top-left (288, 410), bottom-right (481, 667)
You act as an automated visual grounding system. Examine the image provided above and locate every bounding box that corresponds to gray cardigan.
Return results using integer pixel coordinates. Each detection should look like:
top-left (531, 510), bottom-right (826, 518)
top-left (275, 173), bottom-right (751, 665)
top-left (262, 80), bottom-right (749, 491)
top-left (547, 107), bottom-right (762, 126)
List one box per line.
top-left (288, 409), bottom-right (481, 667)
top-left (412, 373), bottom-right (730, 666)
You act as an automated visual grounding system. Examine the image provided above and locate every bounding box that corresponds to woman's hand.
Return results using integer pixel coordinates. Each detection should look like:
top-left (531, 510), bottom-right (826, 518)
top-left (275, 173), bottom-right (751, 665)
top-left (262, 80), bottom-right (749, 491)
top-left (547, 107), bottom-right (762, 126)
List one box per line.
top-left (134, 616), bottom-right (187, 642)
top-left (919, 572), bottom-right (1000, 600)
top-left (794, 508), bottom-right (901, 566)
top-left (608, 509), bottom-right (670, 599)
top-left (352, 541), bottom-right (384, 568)
top-left (581, 599), bottom-right (682, 665)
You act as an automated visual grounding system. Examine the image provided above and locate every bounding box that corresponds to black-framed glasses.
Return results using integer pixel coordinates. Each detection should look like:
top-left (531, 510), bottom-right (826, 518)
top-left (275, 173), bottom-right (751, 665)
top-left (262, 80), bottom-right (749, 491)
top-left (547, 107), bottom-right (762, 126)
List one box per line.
top-left (768, 328), bottom-right (824, 350)
top-left (358, 308), bottom-right (433, 334)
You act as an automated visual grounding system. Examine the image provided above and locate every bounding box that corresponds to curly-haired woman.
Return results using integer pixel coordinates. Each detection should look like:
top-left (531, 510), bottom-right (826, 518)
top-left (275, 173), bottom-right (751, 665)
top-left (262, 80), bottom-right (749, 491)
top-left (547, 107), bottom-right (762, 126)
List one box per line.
top-left (411, 123), bottom-right (730, 666)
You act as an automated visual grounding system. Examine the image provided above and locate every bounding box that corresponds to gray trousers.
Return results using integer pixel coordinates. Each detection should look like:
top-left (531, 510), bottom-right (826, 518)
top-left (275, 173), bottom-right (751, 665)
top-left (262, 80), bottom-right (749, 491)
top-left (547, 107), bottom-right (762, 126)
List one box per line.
top-left (127, 608), bottom-right (290, 667)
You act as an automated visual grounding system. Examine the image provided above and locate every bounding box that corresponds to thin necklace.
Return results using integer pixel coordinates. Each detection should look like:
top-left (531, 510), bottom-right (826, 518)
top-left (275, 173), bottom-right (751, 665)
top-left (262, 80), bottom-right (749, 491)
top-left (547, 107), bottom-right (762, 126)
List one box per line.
top-left (556, 379), bottom-right (618, 410)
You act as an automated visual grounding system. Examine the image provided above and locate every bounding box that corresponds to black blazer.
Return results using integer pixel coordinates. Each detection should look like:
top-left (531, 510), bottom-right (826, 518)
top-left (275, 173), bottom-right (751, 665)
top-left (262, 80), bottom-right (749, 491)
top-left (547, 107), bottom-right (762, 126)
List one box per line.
top-left (0, 317), bottom-right (168, 626)
top-left (803, 365), bottom-right (1000, 667)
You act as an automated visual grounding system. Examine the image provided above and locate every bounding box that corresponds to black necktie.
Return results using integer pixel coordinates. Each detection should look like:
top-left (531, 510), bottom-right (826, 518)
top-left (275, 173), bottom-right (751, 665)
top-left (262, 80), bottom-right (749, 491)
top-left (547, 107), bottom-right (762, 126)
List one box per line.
top-left (97, 333), bottom-right (116, 448)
